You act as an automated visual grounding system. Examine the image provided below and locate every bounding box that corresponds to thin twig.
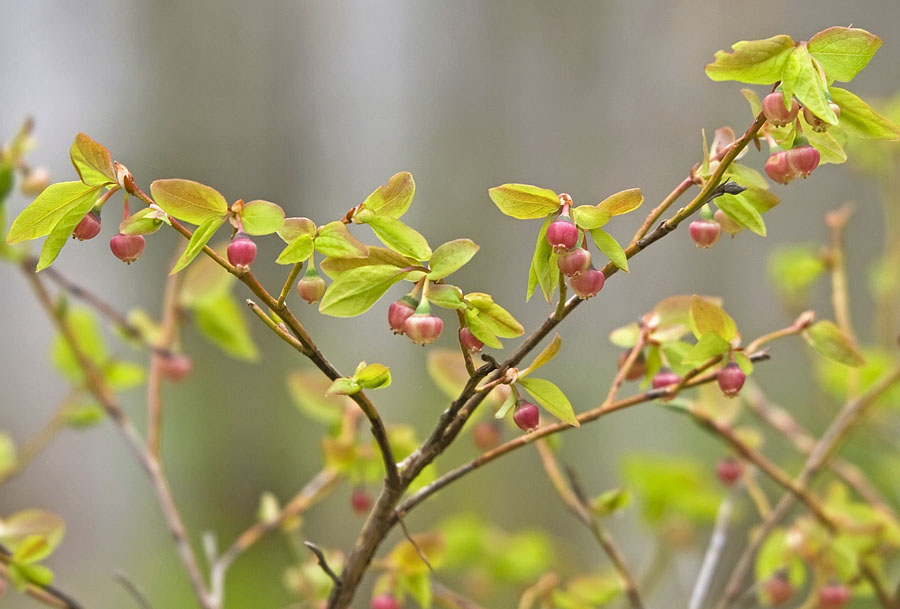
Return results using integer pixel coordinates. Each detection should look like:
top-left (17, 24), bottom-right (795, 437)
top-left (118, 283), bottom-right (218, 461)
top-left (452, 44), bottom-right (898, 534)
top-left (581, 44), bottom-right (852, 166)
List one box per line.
top-left (0, 543), bottom-right (85, 609)
top-left (147, 269), bottom-right (185, 458)
top-left (688, 489), bottom-right (737, 609)
top-left (304, 542), bottom-right (341, 587)
top-left (433, 581), bottom-right (489, 609)
top-left (277, 261), bottom-right (304, 309)
top-left (114, 571), bottom-right (154, 609)
top-left (395, 511), bottom-right (434, 572)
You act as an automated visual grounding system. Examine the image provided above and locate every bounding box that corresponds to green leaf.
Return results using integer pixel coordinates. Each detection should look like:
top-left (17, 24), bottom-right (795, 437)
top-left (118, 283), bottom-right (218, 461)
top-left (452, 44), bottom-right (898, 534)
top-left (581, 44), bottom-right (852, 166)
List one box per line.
top-left (689, 295), bottom-right (738, 343)
top-left (520, 333), bottom-right (561, 377)
top-left (427, 239), bottom-right (479, 280)
top-left (13, 535), bottom-right (52, 565)
top-left (426, 283), bottom-right (465, 310)
top-left (286, 371), bottom-right (346, 425)
top-left (70, 133), bottom-right (116, 187)
top-left (314, 221), bottom-right (368, 259)
top-left (756, 529), bottom-right (807, 590)
top-left (363, 215), bottom-right (431, 260)
top-left (733, 352), bottom-right (754, 375)
top-left (829, 87), bottom-right (900, 140)
top-left (318, 264), bottom-right (409, 317)
top-left (716, 191), bottom-right (767, 236)
top-left (319, 246), bottom-right (414, 278)
top-left (463, 309), bottom-right (502, 349)
top-left (277, 216), bottom-right (317, 242)
top-left (36, 192), bottom-right (100, 271)
top-left (353, 362), bottom-right (392, 390)
top-left (0, 510), bottom-right (65, 558)
top-left (782, 45), bottom-right (838, 126)
top-left (741, 88), bottom-right (762, 116)
top-left (104, 360), bottom-right (146, 390)
top-left (326, 377), bottom-right (360, 396)
top-left (359, 171), bottom-right (415, 219)
top-left (465, 294), bottom-right (523, 338)
top-left (239, 199), bottom-right (285, 235)
top-left (51, 308), bottom-right (107, 381)
top-left (802, 126), bottom-right (847, 165)
top-left (193, 292), bottom-right (258, 361)
top-left (150, 178), bottom-right (229, 225)
top-left (119, 205), bottom-right (170, 235)
top-left (63, 402), bottom-right (106, 428)
top-left (527, 216), bottom-right (558, 302)
top-left (517, 377), bottom-right (579, 426)
top-left (740, 185), bottom-right (780, 214)
top-left (705, 35), bottom-right (794, 84)
top-left (724, 163), bottom-right (769, 190)
top-left (808, 27), bottom-right (882, 82)
top-left (803, 321), bottom-right (865, 367)
top-left (596, 188), bottom-right (643, 216)
top-left (12, 563), bottom-right (54, 588)
top-left (179, 247), bottom-right (234, 307)
top-left (589, 227), bottom-right (628, 272)
top-left (590, 488), bottom-right (631, 517)
top-left (571, 205), bottom-right (610, 230)
top-left (488, 184), bottom-right (560, 219)
top-left (681, 332), bottom-right (731, 366)
top-left (0, 432), bottom-right (16, 477)
top-left (7, 182), bottom-right (102, 244)
top-left (276, 233), bottom-right (314, 264)
top-left (609, 323), bottom-right (640, 348)
top-left (495, 390), bottom-right (517, 419)
top-left (170, 215), bottom-right (226, 274)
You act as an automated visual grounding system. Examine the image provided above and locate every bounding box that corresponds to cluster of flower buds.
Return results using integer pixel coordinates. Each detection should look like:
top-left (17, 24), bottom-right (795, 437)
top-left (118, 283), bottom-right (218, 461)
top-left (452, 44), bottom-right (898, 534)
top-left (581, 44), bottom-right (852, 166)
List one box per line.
top-left (549, 194), bottom-right (605, 299)
top-left (761, 91), bottom-right (840, 133)
top-left (765, 141), bottom-right (821, 185)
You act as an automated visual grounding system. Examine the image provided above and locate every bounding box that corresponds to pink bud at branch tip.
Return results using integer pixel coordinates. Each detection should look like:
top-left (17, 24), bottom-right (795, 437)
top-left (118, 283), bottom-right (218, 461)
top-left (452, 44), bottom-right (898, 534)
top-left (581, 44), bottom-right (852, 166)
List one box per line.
top-left (72, 212), bottom-right (102, 241)
top-left (404, 313), bottom-right (443, 345)
top-left (717, 362), bottom-right (745, 397)
top-left (227, 233), bottom-right (257, 269)
top-left (110, 233), bottom-right (145, 264)
top-left (570, 267), bottom-right (605, 299)
top-left (513, 402), bottom-right (540, 432)
top-left (688, 219), bottom-right (721, 248)
top-left (546, 217), bottom-right (578, 252)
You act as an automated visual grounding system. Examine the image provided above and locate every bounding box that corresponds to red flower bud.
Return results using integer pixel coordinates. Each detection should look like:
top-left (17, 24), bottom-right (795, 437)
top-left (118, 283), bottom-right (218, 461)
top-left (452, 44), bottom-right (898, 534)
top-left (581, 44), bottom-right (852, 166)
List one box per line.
top-left (818, 583), bottom-right (851, 609)
top-left (765, 573), bottom-right (794, 606)
top-left (109, 233), bottom-right (145, 264)
top-left (689, 219), bottom-right (721, 248)
top-left (371, 594), bottom-right (401, 609)
top-left (569, 267), bottom-right (605, 299)
top-left (350, 487), bottom-right (373, 515)
top-left (404, 313), bottom-right (443, 345)
top-left (786, 145), bottom-right (820, 178)
top-left (762, 92), bottom-right (800, 127)
top-left (227, 232), bottom-right (257, 269)
top-left (388, 297), bottom-right (417, 334)
top-left (557, 247), bottom-right (592, 276)
top-left (617, 349), bottom-right (647, 381)
top-left (717, 362), bottom-right (746, 397)
top-left (459, 327), bottom-right (484, 353)
top-left (546, 217), bottom-right (579, 252)
top-left (297, 271), bottom-right (326, 304)
top-left (513, 401), bottom-right (540, 432)
top-left (72, 212), bottom-right (102, 241)
top-left (160, 353), bottom-right (193, 382)
top-left (716, 457), bottom-right (743, 486)
top-left (765, 150), bottom-right (797, 185)
top-left (802, 103), bottom-right (840, 132)
top-left (651, 368), bottom-right (680, 390)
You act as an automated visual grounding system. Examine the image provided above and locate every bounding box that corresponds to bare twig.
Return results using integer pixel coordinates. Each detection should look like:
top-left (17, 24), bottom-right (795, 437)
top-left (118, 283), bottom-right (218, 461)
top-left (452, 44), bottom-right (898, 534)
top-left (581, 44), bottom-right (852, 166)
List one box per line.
top-left (147, 269), bottom-right (185, 458)
top-left (688, 489), bottom-right (737, 609)
top-left (304, 542), bottom-right (341, 587)
top-left (114, 570), bottom-right (154, 609)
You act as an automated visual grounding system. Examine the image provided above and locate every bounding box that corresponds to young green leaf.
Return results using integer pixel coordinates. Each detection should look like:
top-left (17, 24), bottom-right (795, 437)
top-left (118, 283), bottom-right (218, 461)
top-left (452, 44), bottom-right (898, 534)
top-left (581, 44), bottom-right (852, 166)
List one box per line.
top-left (527, 217), bottom-right (558, 302)
top-left (318, 264), bottom-right (410, 317)
top-left (829, 87), bottom-right (900, 140)
top-left (517, 377), bottom-right (579, 426)
top-left (681, 332), bottom-right (731, 366)
top-left (70, 133), bottom-right (117, 187)
top-left (192, 292), bottom-right (259, 361)
top-left (781, 45), bottom-right (838, 125)
top-left (277, 216), bottom-right (317, 242)
top-left (119, 205), bottom-right (170, 235)
top-left (724, 163), bottom-right (769, 190)
top-left (689, 295), bottom-right (738, 343)
top-left (314, 221), bottom-right (368, 259)
top-left (275, 233), bottom-right (314, 264)
top-left (179, 247), bottom-right (234, 307)
top-left (170, 215), bottom-right (226, 274)
top-left (0, 510), bottom-right (65, 557)
top-left (741, 88), bottom-right (763, 116)
top-left (353, 362), bottom-right (392, 390)
top-left (802, 126), bottom-right (847, 165)
top-left (7, 182), bottom-right (102, 244)
top-left (734, 352), bottom-right (754, 375)
top-left (803, 320), bottom-right (865, 367)
top-left (590, 488), bottom-right (631, 517)
top-left (808, 27), bottom-right (882, 83)
top-left (596, 188), bottom-right (644, 216)
top-left (589, 227), bottom-right (628, 272)
top-left (495, 390), bottom-right (517, 419)
top-left (319, 246), bottom-right (415, 277)
top-left (488, 184), bottom-right (560, 220)
top-left (150, 178), bottom-right (229, 225)
top-left (286, 371), bottom-right (346, 425)
top-left (520, 333), bottom-right (562, 377)
top-left (716, 191), bottom-right (767, 236)
top-left (427, 283), bottom-right (466, 310)
top-left (463, 309), bottom-right (502, 349)
top-left (571, 205), bottom-right (610, 230)
top-left (465, 293), bottom-right (524, 338)
top-left (363, 215), bottom-right (431, 260)
top-left (705, 35), bottom-right (794, 84)
top-left (326, 377), bottom-right (360, 396)
top-left (239, 199), bottom-right (285, 235)
top-left (35, 191), bottom-right (100, 271)
top-left (427, 239), bottom-right (479, 280)
top-left (609, 323), bottom-right (640, 348)
top-left (359, 171), bottom-right (415, 219)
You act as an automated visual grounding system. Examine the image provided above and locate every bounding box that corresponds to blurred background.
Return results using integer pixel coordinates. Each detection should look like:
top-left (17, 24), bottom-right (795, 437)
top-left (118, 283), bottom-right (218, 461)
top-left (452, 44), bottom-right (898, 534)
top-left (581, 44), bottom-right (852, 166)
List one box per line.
top-left (2, 1), bottom-right (900, 607)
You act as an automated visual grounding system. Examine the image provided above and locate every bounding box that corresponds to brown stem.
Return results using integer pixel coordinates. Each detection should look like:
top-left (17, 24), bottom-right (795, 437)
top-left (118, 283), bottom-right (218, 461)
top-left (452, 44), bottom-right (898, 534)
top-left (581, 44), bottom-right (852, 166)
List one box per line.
top-left (630, 176), bottom-right (694, 244)
top-left (147, 267), bottom-right (185, 458)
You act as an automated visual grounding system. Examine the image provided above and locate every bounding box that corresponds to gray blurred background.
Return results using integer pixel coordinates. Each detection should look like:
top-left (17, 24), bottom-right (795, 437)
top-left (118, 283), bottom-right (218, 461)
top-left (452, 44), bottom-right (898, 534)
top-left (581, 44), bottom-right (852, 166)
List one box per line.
top-left (2, 1), bottom-right (899, 607)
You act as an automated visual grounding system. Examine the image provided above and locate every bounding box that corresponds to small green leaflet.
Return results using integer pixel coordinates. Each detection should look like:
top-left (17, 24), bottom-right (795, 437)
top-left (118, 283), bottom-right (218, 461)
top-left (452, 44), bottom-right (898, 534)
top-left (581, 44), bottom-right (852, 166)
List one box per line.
top-left (829, 87), bottom-right (900, 140)
top-left (359, 171), bottom-right (415, 219)
top-left (589, 227), bottom-right (628, 272)
top-left (808, 27), bottom-right (882, 83)
top-left (427, 239), bottom-right (479, 280)
top-left (353, 362), bottom-right (392, 389)
top-left (527, 216), bottom-right (558, 302)
top-left (36, 192), bottom-right (100, 270)
top-left (596, 188), bottom-right (643, 216)
top-left (427, 283), bottom-right (465, 310)
top-left (170, 215), bottom-right (226, 274)
top-left (489, 184), bottom-right (560, 220)
top-left (689, 295), bottom-right (738, 343)
top-left (239, 200), bottom-right (285, 236)
top-left (705, 34), bottom-right (794, 84)
top-left (150, 178), bottom-right (229, 225)
top-left (315, 221), bottom-right (368, 259)
top-left (716, 191), bottom-right (767, 236)
top-left (517, 377), bottom-right (579, 426)
top-left (571, 205), bottom-right (610, 230)
top-left (520, 333), bottom-right (561, 377)
top-left (192, 293), bottom-right (259, 361)
top-left (363, 215), bottom-right (432, 260)
top-left (70, 133), bottom-right (117, 187)
top-left (681, 332), bottom-right (731, 366)
top-left (7, 182), bottom-right (102, 244)
top-left (120, 206), bottom-right (170, 235)
top-left (318, 264), bottom-right (410, 317)
top-left (781, 45), bottom-right (838, 125)
top-left (802, 320), bottom-right (865, 367)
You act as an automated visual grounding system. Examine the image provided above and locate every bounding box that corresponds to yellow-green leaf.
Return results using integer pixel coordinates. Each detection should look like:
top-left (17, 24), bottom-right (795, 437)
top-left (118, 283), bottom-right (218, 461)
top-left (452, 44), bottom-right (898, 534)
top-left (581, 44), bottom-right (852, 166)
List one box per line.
top-left (360, 171), bottom-right (415, 219)
top-left (803, 320), bottom-right (865, 367)
top-left (808, 27), bottom-right (882, 82)
top-left (315, 221), bottom-right (368, 259)
top-left (170, 215), bottom-right (226, 274)
top-left (571, 205), bottom-right (610, 230)
top-left (689, 295), bottom-right (738, 343)
top-left (427, 239), bottom-right (479, 280)
top-left (36, 192), bottom-right (100, 271)
top-left (589, 227), bottom-right (629, 272)
top-left (239, 199), bottom-right (285, 236)
top-left (193, 292), bottom-right (258, 361)
top-left (527, 216), bottom-right (558, 303)
top-left (364, 215), bottom-right (431, 260)
top-left (286, 371), bottom-right (347, 425)
top-left (520, 333), bottom-right (561, 377)
top-left (70, 133), bottom-right (116, 187)
top-left (596, 188), bottom-right (643, 216)
top-left (716, 191), bottom-right (767, 236)
top-left (276, 233), bottom-right (314, 265)
top-left (318, 264), bottom-right (409, 317)
top-left (150, 178), bottom-right (229, 225)
top-left (489, 184), bottom-right (560, 220)
top-left (782, 45), bottom-right (838, 126)
top-left (517, 376), bottom-right (579, 427)
top-left (705, 35), bottom-right (794, 84)
top-left (353, 362), bottom-right (392, 389)
top-left (7, 182), bottom-right (101, 244)
top-left (119, 205), bottom-right (170, 235)
top-left (277, 217), bottom-right (316, 242)
top-left (830, 87), bottom-right (900, 141)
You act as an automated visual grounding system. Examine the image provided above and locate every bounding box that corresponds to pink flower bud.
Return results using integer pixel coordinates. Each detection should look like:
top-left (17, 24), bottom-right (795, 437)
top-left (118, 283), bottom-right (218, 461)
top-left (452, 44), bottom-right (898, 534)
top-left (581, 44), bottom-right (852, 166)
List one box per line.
top-left (786, 145), bottom-right (820, 178)
top-left (688, 219), bottom-right (721, 248)
top-left (459, 327), bottom-right (484, 353)
top-left (802, 103), bottom-right (840, 132)
top-left (72, 212), bottom-right (102, 241)
top-left (371, 594), bottom-right (401, 609)
top-left (160, 353), bottom-right (193, 382)
top-left (714, 209), bottom-right (743, 235)
top-left (227, 232), bottom-right (257, 269)
top-left (513, 401), bottom-right (540, 432)
top-left (109, 233), bottom-right (145, 264)
top-left (762, 92), bottom-right (800, 127)
top-left (716, 457), bottom-right (743, 486)
top-left (350, 487), bottom-right (373, 515)
top-left (818, 583), bottom-right (851, 609)
top-left (651, 368), bottom-right (680, 390)
top-left (404, 313), bottom-right (444, 345)
top-left (388, 297), bottom-right (417, 334)
top-left (546, 217), bottom-right (579, 252)
top-left (569, 267), bottom-right (605, 299)
top-left (717, 362), bottom-right (746, 397)
top-left (557, 247), bottom-right (592, 277)
top-left (765, 573), bottom-right (794, 606)
top-left (297, 271), bottom-right (326, 304)
top-left (764, 150), bottom-right (797, 185)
